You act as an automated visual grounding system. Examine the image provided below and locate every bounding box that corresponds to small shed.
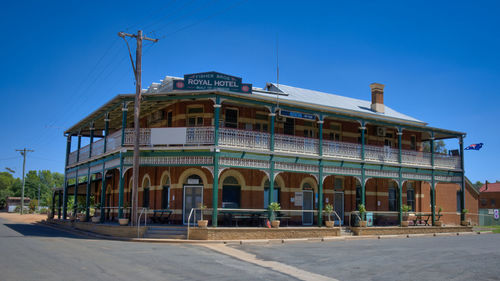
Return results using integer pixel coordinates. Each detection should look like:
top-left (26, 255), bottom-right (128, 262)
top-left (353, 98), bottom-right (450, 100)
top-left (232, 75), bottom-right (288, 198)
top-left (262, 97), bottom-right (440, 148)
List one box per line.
top-left (6, 197), bottom-right (31, 213)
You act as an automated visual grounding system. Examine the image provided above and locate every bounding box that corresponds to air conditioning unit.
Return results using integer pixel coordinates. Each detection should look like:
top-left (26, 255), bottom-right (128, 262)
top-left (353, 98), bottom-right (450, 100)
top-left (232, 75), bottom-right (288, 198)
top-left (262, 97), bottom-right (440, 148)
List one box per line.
top-left (376, 127), bottom-right (387, 137)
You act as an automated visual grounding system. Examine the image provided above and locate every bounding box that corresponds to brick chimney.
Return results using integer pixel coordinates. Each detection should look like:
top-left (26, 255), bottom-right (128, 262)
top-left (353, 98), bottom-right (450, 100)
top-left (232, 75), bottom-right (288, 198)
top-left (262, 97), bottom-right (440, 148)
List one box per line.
top-left (370, 83), bottom-right (385, 113)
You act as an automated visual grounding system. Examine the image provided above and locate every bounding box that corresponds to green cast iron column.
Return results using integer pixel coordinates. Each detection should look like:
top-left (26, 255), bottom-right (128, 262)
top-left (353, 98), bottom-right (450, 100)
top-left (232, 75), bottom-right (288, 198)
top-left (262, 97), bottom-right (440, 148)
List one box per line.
top-left (121, 102), bottom-right (128, 146)
top-left (85, 167), bottom-right (91, 221)
top-left (317, 118), bottom-right (324, 226)
top-left (430, 133), bottom-right (436, 225)
top-left (459, 135), bottom-right (465, 221)
top-left (100, 163), bottom-right (106, 223)
top-left (73, 170), bottom-right (79, 215)
top-left (268, 107), bottom-right (276, 220)
top-left (398, 128), bottom-right (403, 225)
top-left (397, 129), bottom-right (402, 164)
top-left (89, 124), bottom-right (94, 158)
top-left (76, 134), bottom-right (81, 162)
top-left (398, 169), bottom-right (403, 226)
top-left (360, 121), bottom-right (366, 208)
top-left (65, 135), bottom-right (71, 167)
top-left (103, 114), bottom-right (109, 153)
top-left (212, 97), bottom-right (221, 226)
top-left (118, 153), bottom-right (125, 218)
top-left (58, 190), bottom-right (62, 219)
top-left (62, 178), bottom-right (68, 219)
top-left (269, 107), bottom-right (276, 151)
top-left (62, 135), bottom-right (71, 219)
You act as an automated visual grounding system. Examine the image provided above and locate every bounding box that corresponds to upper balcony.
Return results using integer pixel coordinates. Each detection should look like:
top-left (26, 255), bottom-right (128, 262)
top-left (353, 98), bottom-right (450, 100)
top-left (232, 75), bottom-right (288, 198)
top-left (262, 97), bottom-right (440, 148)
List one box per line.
top-left (67, 127), bottom-right (461, 170)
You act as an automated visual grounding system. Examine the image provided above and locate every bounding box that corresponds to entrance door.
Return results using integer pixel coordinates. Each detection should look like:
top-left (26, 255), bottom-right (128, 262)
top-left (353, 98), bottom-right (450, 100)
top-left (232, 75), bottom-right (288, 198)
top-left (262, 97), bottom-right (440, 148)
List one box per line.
top-left (302, 190), bottom-right (313, 225)
top-left (334, 191), bottom-right (344, 226)
top-left (183, 185), bottom-right (203, 225)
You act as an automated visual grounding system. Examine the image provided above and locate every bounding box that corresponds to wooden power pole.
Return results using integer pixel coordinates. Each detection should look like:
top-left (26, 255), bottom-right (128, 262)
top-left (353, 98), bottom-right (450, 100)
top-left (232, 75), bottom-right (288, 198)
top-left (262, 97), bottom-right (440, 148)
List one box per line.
top-left (118, 30), bottom-right (158, 226)
top-left (16, 148), bottom-right (34, 215)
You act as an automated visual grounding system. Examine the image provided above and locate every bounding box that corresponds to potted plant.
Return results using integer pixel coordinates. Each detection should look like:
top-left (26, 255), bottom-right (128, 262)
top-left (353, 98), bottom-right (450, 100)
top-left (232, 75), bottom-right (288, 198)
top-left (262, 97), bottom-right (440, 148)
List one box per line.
top-left (77, 204), bottom-right (88, 222)
top-left (324, 204), bottom-right (335, 228)
top-left (119, 202), bottom-right (130, 226)
top-left (358, 204), bottom-right (367, 227)
top-left (461, 209), bottom-right (469, 226)
top-left (434, 207), bottom-right (443, 226)
top-left (268, 202), bottom-right (281, 228)
top-left (401, 204), bottom-right (411, 227)
top-left (197, 203), bottom-right (208, 228)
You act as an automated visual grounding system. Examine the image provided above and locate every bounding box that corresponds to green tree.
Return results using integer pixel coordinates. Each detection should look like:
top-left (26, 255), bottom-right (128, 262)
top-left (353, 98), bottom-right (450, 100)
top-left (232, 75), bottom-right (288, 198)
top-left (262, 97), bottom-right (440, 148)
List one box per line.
top-left (8, 170), bottom-right (64, 207)
top-left (423, 140), bottom-right (447, 154)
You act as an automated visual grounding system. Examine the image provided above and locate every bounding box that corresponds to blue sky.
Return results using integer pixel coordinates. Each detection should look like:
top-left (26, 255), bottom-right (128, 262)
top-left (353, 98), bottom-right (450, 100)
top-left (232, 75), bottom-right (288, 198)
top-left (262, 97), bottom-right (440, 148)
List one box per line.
top-left (0, 0), bottom-right (498, 183)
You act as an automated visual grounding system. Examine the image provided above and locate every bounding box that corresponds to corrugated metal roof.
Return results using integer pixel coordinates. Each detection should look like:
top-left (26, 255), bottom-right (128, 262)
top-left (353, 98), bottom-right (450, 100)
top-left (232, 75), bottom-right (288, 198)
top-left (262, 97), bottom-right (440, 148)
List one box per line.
top-left (254, 83), bottom-right (425, 124)
top-left (479, 182), bottom-right (500, 193)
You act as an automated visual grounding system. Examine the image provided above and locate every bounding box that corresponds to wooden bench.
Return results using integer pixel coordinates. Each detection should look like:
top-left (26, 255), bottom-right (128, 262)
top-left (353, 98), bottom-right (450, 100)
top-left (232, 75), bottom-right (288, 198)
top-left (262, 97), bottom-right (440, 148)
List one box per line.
top-left (150, 209), bottom-right (172, 224)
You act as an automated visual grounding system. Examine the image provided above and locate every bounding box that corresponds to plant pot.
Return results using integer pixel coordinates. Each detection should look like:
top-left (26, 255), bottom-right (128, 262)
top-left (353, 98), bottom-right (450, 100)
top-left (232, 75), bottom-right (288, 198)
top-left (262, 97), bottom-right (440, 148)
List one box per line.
top-left (79, 215), bottom-right (88, 222)
top-left (91, 216), bottom-right (100, 223)
top-left (401, 221), bottom-right (409, 227)
top-left (359, 220), bottom-right (367, 227)
top-left (434, 221), bottom-right (443, 227)
top-left (197, 220), bottom-right (208, 228)
top-left (69, 216), bottom-right (76, 222)
top-left (461, 220), bottom-right (468, 226)
top-left (325, 221), bottom-right (335, 228)
top-left (271, 220), bottom-right (280, 228)
top-left (119, 218), bottom-right (129, 226)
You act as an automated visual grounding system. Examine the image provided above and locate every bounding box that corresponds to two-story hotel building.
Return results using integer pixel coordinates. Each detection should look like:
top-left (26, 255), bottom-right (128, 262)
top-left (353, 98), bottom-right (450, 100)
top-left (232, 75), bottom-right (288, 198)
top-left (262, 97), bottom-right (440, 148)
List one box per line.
top-left (58, 72), bottom-right (477, 227)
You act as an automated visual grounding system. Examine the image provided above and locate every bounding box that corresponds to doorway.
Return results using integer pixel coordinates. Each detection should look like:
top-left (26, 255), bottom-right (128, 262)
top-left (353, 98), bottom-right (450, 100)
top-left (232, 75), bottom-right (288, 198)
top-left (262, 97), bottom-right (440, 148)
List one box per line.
top-left (302, 190), bottom-right (314, 225)
top-left (334, 191), bottom-right (344, 226)
top-left (183, 185), bottom-right (203, 225)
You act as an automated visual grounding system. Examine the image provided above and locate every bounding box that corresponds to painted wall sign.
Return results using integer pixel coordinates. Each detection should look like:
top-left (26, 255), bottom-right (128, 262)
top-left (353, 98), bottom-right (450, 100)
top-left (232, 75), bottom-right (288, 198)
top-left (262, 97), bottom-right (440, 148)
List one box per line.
top-left (173, 71), bottom-right (252, 94)
top-left (294, 192), bottom-right (303, 207)
top-left (279, 109), bottom-right (316, 121)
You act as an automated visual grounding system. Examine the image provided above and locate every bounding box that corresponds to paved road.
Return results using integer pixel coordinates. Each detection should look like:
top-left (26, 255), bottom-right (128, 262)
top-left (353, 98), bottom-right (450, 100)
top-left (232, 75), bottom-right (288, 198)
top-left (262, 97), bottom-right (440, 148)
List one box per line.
top-left (232, 234), bottom-right (500, 281)
top-left (0, 218), bottom-right (293, 281)
top-left (1, 217), bottom-right (499, 281)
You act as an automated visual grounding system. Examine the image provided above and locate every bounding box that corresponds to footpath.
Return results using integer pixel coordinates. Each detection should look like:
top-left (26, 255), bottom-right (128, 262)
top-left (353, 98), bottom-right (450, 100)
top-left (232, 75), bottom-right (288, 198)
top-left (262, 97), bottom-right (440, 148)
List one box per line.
top-left (0, 213), bottom-right (493, 245)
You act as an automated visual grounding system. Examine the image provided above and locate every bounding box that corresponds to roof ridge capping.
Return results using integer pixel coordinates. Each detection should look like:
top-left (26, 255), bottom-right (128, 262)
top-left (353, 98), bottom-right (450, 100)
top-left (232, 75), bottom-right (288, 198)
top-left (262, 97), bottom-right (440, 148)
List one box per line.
top-left (262, 82), bottom-right (425, 125)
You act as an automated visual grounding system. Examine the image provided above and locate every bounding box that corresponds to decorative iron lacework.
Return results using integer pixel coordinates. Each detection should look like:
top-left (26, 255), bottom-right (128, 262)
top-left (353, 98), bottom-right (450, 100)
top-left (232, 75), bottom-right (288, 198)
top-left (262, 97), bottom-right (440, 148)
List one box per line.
top-left (275, 162), bottom-right (318, 173)
top-left (89, 164), bottom-right (101, 175)
top-left (105, 158), bottom-right (120, 169)
top-left (435, 175), bottom-right (462, 182)
top-left (124, 156), bottom-right (212, 165)
top-left (219, 157), bottom-right (270, 169)
top-left (66, 170), bottom-right (76, 179)
top-left (323, 166), bottom-right (362, 176)
top-left (402, 172), bottom-right (432, 181)
top-left (365, 169), bottom-right (399, 178)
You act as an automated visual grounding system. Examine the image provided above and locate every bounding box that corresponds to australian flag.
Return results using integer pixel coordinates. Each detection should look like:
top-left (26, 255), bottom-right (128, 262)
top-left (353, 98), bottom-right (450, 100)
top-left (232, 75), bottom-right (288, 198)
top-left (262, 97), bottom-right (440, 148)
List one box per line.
top-left (465, 143), bottom-right (483, 150)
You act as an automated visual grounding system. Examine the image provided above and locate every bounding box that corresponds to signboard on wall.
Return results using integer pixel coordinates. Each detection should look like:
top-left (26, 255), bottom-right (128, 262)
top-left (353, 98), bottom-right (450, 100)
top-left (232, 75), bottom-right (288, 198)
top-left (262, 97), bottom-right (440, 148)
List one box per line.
top-left (173, 71), bottom-right (252, 94)
top-left (294, 192), bottom-right (303, 207)
top-left (279, 109), bottom-right (316, 121)
top-left (494, 209), bottom-right (499, 220)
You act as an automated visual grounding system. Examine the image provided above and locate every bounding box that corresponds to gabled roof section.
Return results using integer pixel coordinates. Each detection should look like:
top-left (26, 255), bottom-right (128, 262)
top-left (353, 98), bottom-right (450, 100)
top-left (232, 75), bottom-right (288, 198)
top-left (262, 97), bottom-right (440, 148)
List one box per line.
top-left (479, 182), bottom-right (500, 193)
top-left (260, 83), bottom-right (425, 125)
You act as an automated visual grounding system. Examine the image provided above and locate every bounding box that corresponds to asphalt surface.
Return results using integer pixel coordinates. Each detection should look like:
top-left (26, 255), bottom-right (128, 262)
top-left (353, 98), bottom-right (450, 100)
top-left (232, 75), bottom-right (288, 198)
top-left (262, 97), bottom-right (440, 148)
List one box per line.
top-left (0, 217), bottom-right (293, 281)
top-left (232, 234), bottom-right (500, 281)
top-left (1, 217), bottom-right (499, 281)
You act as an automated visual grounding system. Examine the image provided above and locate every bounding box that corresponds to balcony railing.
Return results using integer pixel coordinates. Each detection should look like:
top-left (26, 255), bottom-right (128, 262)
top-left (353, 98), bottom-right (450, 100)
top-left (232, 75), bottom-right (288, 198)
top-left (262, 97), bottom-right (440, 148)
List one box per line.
top-left (67, 127), bottom-right (461, 170)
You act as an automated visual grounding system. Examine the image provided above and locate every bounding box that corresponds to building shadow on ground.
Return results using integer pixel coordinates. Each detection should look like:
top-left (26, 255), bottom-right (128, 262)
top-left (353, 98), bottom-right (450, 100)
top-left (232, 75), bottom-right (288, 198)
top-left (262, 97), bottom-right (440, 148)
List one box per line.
top-left (3, 223), bottom-right (89, 239)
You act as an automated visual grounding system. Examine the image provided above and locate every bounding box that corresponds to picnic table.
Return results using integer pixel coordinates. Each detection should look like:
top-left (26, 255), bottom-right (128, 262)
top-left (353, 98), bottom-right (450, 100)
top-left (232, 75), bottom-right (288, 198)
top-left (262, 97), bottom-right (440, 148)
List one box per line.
top-left (411, 213), bottom-right (442, 226)
top-left (150, 209), bottom-right (172, 224)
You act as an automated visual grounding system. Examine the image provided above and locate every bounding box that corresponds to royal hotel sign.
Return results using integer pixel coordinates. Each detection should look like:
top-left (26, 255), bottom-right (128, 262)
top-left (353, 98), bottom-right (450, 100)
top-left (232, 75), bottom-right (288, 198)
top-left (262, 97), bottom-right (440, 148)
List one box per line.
top-left (173, 71), bottom-right (252, 94)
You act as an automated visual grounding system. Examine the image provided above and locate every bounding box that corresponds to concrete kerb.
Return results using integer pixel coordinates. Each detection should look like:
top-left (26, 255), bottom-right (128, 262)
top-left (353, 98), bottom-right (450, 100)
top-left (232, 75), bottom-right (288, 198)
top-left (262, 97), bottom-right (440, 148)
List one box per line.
top-left (39, 221), bottom-right (495, 244)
